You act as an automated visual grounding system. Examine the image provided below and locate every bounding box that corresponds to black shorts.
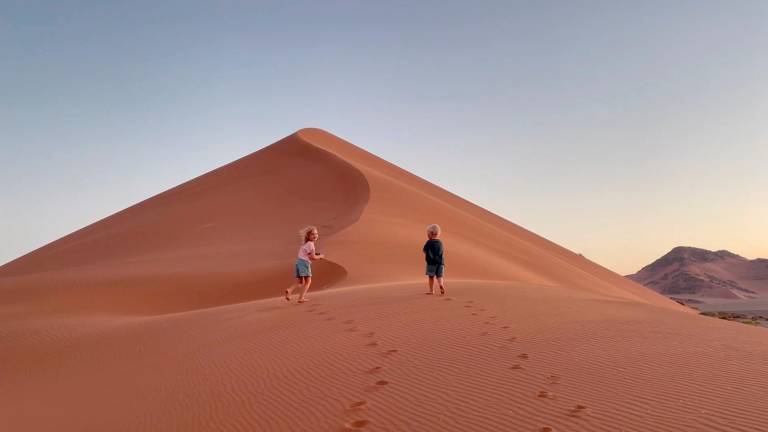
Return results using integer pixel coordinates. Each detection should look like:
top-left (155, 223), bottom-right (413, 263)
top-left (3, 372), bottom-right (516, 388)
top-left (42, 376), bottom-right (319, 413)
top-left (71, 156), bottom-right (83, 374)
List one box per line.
top-left (426, 264), bottom-right (444, 277)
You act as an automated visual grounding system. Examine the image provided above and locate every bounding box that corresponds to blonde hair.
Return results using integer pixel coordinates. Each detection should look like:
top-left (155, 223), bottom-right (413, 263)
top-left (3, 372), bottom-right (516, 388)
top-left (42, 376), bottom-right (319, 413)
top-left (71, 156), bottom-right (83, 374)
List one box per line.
top-left (426, 224), bottom-right (441, 237)
top-left (299, 225), bottom-right (318, 243)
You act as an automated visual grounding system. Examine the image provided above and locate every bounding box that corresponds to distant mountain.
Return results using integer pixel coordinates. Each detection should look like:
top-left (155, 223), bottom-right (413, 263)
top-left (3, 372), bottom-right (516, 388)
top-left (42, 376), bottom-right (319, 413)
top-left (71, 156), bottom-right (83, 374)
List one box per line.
top-left (627, 246), bottom-right (768, 303)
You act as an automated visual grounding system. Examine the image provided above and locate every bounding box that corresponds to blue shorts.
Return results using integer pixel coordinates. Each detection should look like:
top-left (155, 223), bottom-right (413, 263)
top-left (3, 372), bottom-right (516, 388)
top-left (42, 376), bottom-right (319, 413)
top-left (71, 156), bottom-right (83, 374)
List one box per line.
top-left (426, 264), bottom-right (444, 277)
top-left (295, 259), bottom-right (312, 278)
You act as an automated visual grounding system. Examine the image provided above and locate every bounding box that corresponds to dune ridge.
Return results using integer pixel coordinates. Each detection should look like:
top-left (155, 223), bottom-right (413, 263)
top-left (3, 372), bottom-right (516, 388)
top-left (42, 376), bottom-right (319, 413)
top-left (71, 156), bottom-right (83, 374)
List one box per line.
top-left (2, 128), bottom-right (766, 432)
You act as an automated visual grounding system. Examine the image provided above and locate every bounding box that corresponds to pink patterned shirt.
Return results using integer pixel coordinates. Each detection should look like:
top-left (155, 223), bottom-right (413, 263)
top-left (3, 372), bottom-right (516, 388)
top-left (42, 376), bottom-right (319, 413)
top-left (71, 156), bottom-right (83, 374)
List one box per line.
top-left (297, 241), bottom-right (316, 262)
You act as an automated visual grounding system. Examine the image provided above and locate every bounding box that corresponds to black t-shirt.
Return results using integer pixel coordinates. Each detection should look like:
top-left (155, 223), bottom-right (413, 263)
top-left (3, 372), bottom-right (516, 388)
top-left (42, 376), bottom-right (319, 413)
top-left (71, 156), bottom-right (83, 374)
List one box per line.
top-left (422, 239), bottom-right (444, 265)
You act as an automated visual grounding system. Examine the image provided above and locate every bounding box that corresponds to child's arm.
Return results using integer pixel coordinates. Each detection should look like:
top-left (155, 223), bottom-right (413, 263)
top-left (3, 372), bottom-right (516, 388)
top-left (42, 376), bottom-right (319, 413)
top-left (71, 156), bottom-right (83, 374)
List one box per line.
top-left (308, 243), bottom-right (324, 260)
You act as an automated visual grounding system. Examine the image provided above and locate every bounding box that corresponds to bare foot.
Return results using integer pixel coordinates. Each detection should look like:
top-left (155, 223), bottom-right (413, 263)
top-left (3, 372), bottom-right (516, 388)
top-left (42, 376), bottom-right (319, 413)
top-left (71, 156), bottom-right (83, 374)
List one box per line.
top-left (297, 298), bottom-right (310, 303)
top-left (439, 286), bottom-right (445, 295)
top-left (425, 291), bottom-right (435, 295)
top-left (285, 289), bottom-right (291, 301)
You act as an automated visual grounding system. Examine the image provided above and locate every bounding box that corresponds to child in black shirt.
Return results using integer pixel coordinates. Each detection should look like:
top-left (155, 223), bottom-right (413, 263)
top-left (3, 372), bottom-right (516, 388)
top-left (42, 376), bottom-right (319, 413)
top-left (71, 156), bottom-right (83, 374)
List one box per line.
top-left (422, 224), bottom-right (446, 295)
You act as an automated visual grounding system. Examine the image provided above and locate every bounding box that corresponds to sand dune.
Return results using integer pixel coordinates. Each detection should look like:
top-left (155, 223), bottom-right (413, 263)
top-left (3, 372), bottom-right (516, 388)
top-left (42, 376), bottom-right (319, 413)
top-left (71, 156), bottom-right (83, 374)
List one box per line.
top-left (2, 129), bottom-right (766, 431)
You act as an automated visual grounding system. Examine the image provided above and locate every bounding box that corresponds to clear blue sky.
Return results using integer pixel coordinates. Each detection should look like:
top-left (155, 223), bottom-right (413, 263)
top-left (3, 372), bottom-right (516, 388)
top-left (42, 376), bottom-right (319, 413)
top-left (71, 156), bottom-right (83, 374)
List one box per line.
top-left (2, 1), bottom-right (767, 274)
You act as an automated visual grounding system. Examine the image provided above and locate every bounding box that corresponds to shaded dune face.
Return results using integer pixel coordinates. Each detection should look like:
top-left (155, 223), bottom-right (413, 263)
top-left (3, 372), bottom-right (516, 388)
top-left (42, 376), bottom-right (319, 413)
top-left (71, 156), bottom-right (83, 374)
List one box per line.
top-left (0, 136), bottom-right (368, 314)
top-left (0, 128), bottom-right (681, 315)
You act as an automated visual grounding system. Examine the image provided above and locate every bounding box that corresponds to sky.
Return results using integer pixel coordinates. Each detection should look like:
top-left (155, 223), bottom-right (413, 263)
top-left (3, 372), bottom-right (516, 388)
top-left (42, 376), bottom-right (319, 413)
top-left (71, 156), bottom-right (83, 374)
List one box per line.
top-left (1, 1), bottom-right (767, 275)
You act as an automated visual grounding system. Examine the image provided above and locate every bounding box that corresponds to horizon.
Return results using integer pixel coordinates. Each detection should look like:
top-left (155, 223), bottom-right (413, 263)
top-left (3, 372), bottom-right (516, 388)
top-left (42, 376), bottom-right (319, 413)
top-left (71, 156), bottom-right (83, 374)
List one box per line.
top-left (2, 1), bottom-right (767, 274)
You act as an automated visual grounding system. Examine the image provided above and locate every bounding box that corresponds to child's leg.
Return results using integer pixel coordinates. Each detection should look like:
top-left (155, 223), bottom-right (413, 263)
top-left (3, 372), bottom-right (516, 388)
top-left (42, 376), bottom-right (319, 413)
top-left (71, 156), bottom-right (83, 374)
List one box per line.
top-left (426, 276), bottom-right (435, 294)
top-left (437, 276), bottom-right (446, 295)
top-left (298, 277), bottom-right (312, 301)
top-left (286, 278), bottom-right (302, 300)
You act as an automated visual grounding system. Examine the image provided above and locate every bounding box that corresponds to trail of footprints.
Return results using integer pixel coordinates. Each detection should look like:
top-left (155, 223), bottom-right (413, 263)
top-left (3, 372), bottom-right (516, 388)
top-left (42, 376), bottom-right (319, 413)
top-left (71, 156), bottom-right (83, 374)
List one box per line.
top-left (301, 306), bottom-right (393, 430)
top-left (462, 299), bottom-right (590, 431)
top-left (303, 297), bottom-right (588, 431)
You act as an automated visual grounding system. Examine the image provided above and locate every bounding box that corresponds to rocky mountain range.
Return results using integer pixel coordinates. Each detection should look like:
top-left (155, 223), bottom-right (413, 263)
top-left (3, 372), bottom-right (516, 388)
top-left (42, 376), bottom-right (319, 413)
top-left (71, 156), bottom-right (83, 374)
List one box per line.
top-left (627, 246), bottom-right (768, 304)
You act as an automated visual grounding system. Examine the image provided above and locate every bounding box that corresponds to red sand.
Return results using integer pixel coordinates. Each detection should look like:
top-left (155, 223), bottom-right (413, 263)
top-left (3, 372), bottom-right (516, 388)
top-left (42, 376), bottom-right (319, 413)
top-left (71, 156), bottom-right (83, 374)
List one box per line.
top-left (1, 129), bottom-right (766, 431)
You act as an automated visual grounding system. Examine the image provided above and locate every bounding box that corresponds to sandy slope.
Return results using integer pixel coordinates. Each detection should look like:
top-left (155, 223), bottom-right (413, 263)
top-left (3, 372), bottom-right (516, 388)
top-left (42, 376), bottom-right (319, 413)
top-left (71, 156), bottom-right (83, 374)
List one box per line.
top-left (2, 129), bottom-right (766, 431)
top-left (3, 282), bottom-right (767, 432)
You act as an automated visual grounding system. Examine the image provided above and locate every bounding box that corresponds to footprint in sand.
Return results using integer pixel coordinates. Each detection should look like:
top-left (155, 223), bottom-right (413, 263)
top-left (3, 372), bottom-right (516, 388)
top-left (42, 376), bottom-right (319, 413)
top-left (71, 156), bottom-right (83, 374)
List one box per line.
top-left (509, 364), bottom-right (524, 370)
top-left (363, 332), bottom-right (376, 337)
top-left (567, 404), bottom-right (589, 418)
top-left (346, 327), bottom-right (359, 332)
top-left (501, 325), bottom-right (510, 329)
top-left (540, 427), bottom-right (554, 432)
top-left (464, 305), bottom-right (473, 309)
top-left (518, 353), bottom-right (529, 360)
top-left (365, 341), bottom-right (379, 347)
top-left (479, 308), bottom-right (486, 312)
top-left (536, 390), bottom-right (557, 400)
top-left (547, 374), bottom-right (561, 384)
top-left (490, 315), bottom-right (498, 319)
top-left (366, 366), bottom-right (384, 374)
top-left (444, 297), bottom-right (453, 301)
top-left (343, 320), bottom-right (355, 324)
top-left (484, 321), bottom-right (493, 325)
top-left (471, 312), bottom-right (479, 316)
top-left (347, 400), bottom-right (368, 410)
top-left (344, 419), bottom-right (370, 430)
top-left (382, 349), bottom-right (399, 356)
top-left (466, 300), bottom-right (474, 304)
top-left (507, 337), bottom-right (518, 342)
top-left (374, 380), bottom-right (389, 386)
